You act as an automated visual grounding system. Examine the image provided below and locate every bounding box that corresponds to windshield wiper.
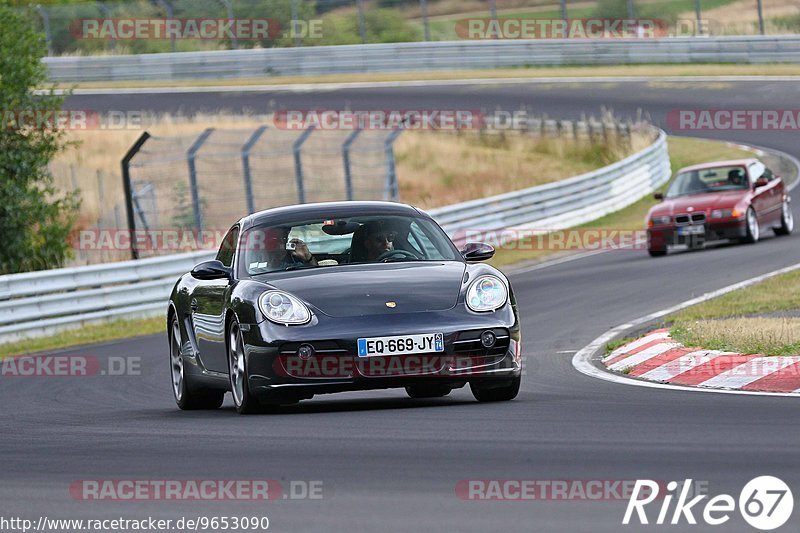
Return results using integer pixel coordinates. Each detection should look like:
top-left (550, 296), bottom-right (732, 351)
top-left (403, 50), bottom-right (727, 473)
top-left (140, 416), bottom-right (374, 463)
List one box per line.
top-left (284, 264), bottom-right (315, 271)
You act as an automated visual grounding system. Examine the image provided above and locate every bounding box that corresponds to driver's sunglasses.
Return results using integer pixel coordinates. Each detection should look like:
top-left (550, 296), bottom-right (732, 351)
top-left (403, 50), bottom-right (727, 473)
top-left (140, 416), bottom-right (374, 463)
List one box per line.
top-left (371, 232), bottom-right (396, 243)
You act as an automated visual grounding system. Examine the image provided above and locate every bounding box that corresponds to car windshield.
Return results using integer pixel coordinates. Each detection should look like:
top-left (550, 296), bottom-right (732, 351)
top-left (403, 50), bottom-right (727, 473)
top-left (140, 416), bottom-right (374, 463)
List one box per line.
top-left (666, 166), bottom-right (749, 198)
top-left (239, 214), bottom-right (460, 276)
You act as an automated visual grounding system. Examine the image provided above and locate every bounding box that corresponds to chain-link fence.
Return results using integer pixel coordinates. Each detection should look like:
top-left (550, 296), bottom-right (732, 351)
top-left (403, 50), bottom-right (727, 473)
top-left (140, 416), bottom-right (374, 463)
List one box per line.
top-left (22, 0), bottom-right (786, 56)
top-left (123, 126), bottom-right (401, 258)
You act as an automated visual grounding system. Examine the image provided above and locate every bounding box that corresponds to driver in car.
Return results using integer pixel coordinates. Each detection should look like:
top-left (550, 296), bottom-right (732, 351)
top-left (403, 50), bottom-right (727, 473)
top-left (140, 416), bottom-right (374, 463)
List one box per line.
top-left (252, 227), bottom-right (317, 271)
top-left (363, 221), bottom-right (396, 262)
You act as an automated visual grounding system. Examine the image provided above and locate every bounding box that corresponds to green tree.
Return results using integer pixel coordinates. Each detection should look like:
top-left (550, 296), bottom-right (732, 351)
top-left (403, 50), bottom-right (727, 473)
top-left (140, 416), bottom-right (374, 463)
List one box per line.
top-left (0, 4), bottom-right (79, 274)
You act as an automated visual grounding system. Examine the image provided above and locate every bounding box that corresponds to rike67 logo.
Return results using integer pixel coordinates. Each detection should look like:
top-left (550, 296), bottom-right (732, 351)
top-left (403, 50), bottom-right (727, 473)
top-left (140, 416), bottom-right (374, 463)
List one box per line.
top-left (624, 477), bottom-right (793, 530)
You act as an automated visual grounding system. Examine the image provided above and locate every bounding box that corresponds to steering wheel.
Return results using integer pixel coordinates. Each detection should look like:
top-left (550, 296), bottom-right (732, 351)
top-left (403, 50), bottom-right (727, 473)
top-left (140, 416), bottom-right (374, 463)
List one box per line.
top-left (376, 249), bottom-right (420, 262)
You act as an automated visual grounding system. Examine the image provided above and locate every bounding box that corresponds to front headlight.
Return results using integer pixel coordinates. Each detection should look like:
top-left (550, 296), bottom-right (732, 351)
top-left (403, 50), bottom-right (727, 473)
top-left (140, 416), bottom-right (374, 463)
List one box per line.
top-left (711, 208), bottom-right (743, 219)
top-left (650, 215), bottom-right (671, 226)
top-left (466, 275), bottom-right (508, 312)
top-left (259, 291), bottom-right (311, 325)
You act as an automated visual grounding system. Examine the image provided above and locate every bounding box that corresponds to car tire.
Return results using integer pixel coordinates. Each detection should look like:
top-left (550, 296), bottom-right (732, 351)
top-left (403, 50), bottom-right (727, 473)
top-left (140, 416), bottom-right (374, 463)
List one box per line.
top-left (169, 316), bottom-right (224, 410)
top-left (648, 248), bottom-right (667, 257)
top-left (470, 376), bottom-right (521, 402)
top-left (774, 201), bottom-right (794, 236)
top-left (405, 384), bottom-right (452, 399)
top-left (743, 207), bottom-right (760, 244)
top-left (228, 321), bottom-right (262, 415)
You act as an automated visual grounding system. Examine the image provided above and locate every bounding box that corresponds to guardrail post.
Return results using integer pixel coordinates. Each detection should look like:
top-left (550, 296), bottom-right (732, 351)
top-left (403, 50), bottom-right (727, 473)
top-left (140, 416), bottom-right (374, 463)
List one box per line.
top-left (342, 129), bottom-right (362, 201)
top-left (121, 132), bottom-right (151, 260)
top-left (293, 126), bottom-right (315, 204)
top-left (385, 128), bottom-right (404, 202)
top-left (187, 128), bottom-right (215, 232)
top-left (356, 0), bottom-right (367, 44)
top-left (420, 0), bottom-right (430, 41)
top-left (35, 6), bottom-right (53, 56)
top-left (241, 125), bottom-right (267, 214)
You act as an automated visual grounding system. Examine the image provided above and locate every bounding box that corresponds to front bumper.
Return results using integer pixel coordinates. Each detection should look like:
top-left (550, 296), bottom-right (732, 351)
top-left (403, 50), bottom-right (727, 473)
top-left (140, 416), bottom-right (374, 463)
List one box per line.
top-left (240, 308), bottom-right (521, 399)
top-left (648, 219), bottom-right (748, 249)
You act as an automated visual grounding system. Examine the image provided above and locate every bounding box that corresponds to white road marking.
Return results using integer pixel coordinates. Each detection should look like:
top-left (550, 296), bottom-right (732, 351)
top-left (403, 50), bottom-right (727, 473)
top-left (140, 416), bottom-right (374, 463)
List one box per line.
top-left (639, 350), bottom-right (733, 382)
top-left (698, 357), bottom-right (800, 390)
top-left (607, 342), bottom-right (681, 372)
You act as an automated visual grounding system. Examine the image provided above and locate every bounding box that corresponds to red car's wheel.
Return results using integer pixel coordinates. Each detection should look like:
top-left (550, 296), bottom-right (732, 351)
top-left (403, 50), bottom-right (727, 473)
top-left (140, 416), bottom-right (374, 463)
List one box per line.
top-left (743, 207), bottom-right (760, 244)
top-left (774, 201), bottom-right (794, 236)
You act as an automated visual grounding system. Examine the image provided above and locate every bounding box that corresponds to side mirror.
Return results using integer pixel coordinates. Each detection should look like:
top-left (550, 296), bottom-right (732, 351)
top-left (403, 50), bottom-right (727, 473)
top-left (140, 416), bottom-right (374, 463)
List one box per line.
top-left (191, 260), bottom-right (231, 280)
top-left (460, 242), bottom-right (495, 262)
top-left (754, 177), bottom-right (769, 188)
top-left (653, 192), bottom-right (664, 201)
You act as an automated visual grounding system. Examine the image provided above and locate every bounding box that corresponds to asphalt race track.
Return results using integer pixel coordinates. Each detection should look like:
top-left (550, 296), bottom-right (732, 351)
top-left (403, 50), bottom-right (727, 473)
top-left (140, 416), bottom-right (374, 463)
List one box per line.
top-left (3, 80), bottom-right (800, 532)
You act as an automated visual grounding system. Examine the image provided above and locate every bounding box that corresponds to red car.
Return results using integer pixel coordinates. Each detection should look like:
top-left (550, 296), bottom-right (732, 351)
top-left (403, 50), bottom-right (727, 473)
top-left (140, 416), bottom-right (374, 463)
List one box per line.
top-left (646, 158), bottom-right (793, 257)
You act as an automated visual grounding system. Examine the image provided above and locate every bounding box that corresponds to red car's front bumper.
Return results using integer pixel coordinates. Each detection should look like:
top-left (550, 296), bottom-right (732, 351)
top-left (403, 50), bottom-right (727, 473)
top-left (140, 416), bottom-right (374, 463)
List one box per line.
top-left (647, 218), bottom-right (748, 250)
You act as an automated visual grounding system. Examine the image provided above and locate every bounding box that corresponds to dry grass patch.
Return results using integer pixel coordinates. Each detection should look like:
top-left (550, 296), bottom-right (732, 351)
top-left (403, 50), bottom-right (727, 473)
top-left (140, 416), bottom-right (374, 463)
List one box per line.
top-left (671, 318), bottom-right (800, 357)
top-left (682, 0), bottom-right (800, 34)
top-left (395, 129), bottom-right (649, 209)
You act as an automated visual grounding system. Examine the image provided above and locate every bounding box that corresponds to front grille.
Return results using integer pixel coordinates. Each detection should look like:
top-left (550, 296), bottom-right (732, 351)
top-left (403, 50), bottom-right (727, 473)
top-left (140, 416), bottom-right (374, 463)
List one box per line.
top-left (675, 213), bottom-right (706, 226)
top-left (452, 328), bottom-right (510, 357)
top-left (279, 340), bottom-right (347, 356)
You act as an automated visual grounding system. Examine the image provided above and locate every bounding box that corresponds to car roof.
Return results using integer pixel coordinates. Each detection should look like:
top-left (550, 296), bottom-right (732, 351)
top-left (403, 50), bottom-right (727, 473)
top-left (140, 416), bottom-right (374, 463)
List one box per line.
top-left (240, 201), bottom-right (424, 230)
top-left (676, 158), bottom-right (760, 174)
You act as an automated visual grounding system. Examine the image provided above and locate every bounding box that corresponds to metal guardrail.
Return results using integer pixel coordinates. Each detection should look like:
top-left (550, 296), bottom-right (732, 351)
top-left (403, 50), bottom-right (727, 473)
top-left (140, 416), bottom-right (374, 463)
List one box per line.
top-left (44, 36), bottom-right (800, 83)
top-left (0, 130), bottom-right (670, 344)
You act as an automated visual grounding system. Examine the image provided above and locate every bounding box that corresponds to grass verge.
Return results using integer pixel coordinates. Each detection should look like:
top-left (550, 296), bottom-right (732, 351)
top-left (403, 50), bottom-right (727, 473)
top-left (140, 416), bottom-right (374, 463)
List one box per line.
top-left (63, 64), bottom-right (800, 90)
top-left (668, 269), bottom-right (800, 356)
top-left (0, 317), bottom-right (164, 359)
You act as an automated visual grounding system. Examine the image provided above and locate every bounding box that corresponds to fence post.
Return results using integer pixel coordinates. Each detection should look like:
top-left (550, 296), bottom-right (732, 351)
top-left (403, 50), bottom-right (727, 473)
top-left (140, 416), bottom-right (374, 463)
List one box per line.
top-left (35, 6), bottom-right (53, 56)
top-left (187, 128), bottom-right (215, 232)
top-left (757, 0), bottom-right (765, 35)
top-left (154, 0), bottom-right (176, 53)
top-left (694, 0), bottom-right (703, 36)
top-left (560, 0), bottom-right (567, 22)
top-left (293, 126), bottom-right (315, 204)
top-left (291, 0), bottom-right (301, 47)
top-left (384, 128), bottom-right (404, 202)
top-left (218, 0), bottom-right (238, 49)
top-left (241, 125), bottom-right (268, 214)
top-left (121, 132), bottom-right (151, 260)
top-left (627, 0), bottom-right (636, 19)
top-left (420, 0), bottom-right (430, 41)
top-left (356, 0), bottom-right (367, 44)
top-left (342, 129), bottom-right (362, 201)
top-left (96, 2), bottom-right (116, 51)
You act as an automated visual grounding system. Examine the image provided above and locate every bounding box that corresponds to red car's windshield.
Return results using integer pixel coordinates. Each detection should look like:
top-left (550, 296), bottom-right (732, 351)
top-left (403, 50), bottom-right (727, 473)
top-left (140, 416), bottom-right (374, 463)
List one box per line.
top-left (666, 166), bottom-right (749, 198)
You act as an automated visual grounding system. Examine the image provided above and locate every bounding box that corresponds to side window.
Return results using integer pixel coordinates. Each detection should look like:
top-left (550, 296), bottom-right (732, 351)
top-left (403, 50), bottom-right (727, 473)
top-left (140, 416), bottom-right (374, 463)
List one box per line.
top-left (407, 222), bottom-right (436, 258)
top-left (216, 226), bottom-right (239, 268)
top-left (762, 167), bottom-right (775, 181)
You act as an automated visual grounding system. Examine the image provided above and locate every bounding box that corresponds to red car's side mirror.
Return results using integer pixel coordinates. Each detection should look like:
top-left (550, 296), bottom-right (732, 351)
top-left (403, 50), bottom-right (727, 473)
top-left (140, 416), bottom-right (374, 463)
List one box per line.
top-left (653, 192), bottom-right (664, 201)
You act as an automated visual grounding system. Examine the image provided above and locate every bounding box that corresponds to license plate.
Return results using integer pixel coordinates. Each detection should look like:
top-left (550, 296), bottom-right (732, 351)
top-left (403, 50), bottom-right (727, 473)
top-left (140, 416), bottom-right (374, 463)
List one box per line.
top-left (678, 225), bottom-right (705, 236)
top-left (357, 333), bottom-right (444, 357)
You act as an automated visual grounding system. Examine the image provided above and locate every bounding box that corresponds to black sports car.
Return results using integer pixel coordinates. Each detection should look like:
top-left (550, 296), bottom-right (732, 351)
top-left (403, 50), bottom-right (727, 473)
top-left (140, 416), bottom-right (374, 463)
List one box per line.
top-left (168, 201), bottom-right (522, 414)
